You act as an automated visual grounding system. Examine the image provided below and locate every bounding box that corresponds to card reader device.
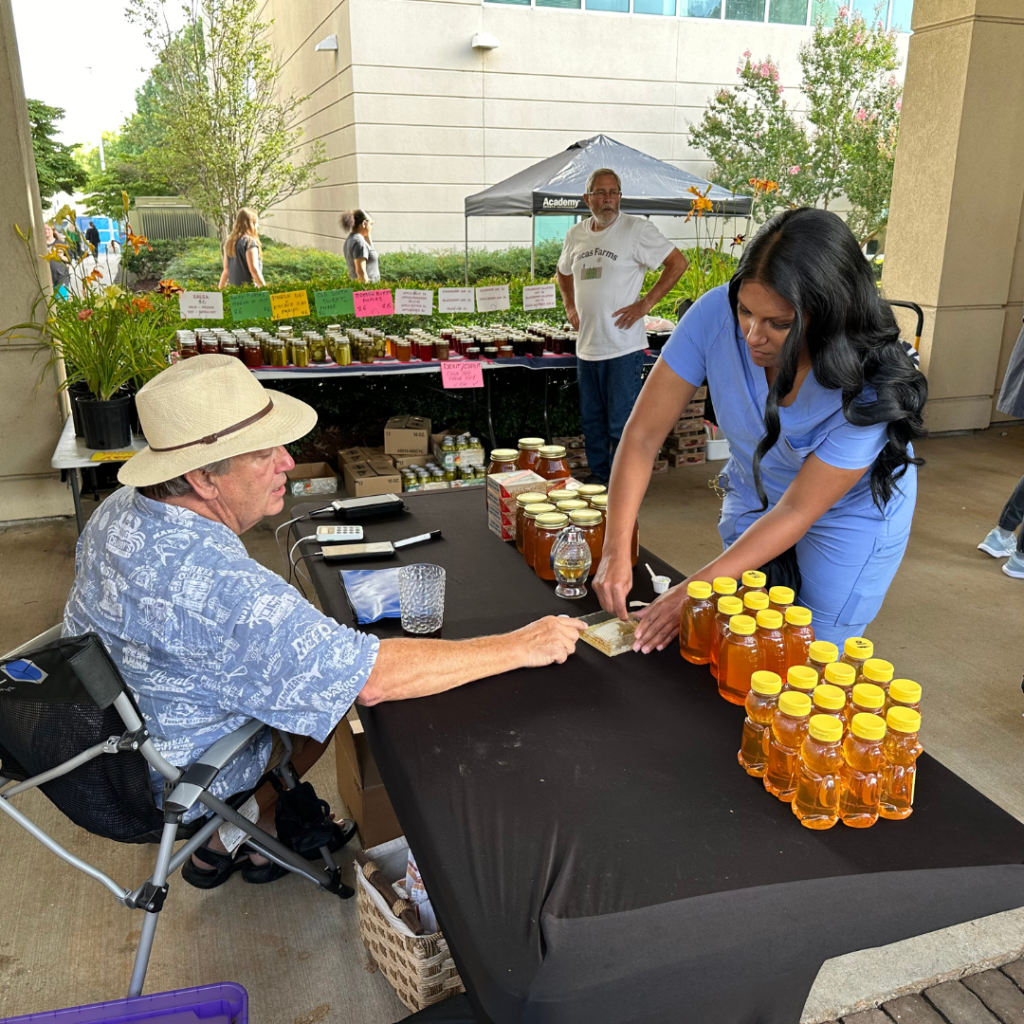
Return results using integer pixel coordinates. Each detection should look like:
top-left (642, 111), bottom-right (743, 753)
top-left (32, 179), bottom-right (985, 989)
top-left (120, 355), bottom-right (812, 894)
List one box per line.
top-left (321, 529), bottom-right (442, 562)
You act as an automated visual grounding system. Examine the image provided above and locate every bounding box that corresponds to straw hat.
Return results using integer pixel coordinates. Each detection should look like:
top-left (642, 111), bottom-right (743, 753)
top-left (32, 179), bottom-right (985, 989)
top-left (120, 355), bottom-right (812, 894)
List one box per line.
top-left (118, 354), bottom-right (317, 487)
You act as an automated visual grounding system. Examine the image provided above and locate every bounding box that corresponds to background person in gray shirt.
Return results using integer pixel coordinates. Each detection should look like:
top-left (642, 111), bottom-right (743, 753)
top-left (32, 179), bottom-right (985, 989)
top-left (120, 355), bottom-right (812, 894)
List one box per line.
top-left (341, 209), bottom-right (379, 282)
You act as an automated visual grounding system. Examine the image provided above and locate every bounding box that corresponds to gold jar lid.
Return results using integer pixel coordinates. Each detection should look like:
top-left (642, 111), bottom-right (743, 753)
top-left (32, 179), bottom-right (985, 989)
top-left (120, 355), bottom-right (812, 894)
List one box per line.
top-left (489, 448), bottom-right (519, 461)
top-left (590, 494), bottom-right (609, 509)
top-left (523, 502), bottom-right (556, 518)
top-left (556, 499), bottom-right (588, 512)
top-left (546, 489), bottom-right (577, 503)
top-left (518, 437), bottom-right (545, 450)
top-left (539, 445), bottom-right (567, 458)
top-left (516, 491), bottom-right (548, 507)
top-left (576, 484), bottom-right (607, 497)
top-left (535, 512), bottom-right (569, 529)
top-left (569, 509), bottom-right (602, 526)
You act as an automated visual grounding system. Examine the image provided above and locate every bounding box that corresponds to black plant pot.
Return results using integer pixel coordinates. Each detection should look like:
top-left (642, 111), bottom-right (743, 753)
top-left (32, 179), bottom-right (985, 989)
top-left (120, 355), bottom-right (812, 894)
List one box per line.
top-left (77, 394), bottom-right (133, 450)
top-left (123, 383), bottom-right (142, 436)
top-left (67, 381), bottom-right (94, 438)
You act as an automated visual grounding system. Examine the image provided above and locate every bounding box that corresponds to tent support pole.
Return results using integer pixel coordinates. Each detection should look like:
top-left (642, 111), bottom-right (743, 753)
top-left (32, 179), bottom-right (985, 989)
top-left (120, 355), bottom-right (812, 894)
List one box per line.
top-left (530, 214), bottom-right (536, 282)
top-left (464, 217), bottom-right (469, 287)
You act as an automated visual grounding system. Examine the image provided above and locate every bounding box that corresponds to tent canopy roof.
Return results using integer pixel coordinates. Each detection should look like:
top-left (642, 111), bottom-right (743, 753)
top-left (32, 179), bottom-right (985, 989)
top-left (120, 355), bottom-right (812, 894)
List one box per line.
top-left (464, 135), bottom-right (752, 219)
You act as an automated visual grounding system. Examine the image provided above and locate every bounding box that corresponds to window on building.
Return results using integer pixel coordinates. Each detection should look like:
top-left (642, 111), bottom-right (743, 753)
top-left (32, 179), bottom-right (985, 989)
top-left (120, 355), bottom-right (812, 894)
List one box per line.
top-left (888, 0), bottom-right (911, 30)
top-left (811, 0), bottom-right (842, 22)
top-left (536, 0), bottom-right (582, 7)
top-left (587, 0), bottom-right (630, 10)
top-left (768, 0), bottom-right (809, 23)
top-left (725, 0), bottom-right (765, 20)
top-left (634, 0), bottom-right (677, 14)
top-left (679, 0), bottom-right (721, 15)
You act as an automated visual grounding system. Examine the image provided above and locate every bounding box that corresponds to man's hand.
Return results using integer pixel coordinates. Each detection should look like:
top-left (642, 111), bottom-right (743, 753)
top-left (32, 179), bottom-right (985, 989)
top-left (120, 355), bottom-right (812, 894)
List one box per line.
top-left (511, 615), bottom-right (587, 667)
top-left (613, 295), bottom-right (652, 330)
top-left (565, 305), bottom-right (580, 331)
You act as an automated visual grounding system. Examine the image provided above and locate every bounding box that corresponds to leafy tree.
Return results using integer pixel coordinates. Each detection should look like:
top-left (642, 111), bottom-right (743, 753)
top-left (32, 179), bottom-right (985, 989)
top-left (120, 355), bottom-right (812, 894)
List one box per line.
top-left (689, 2), bottom-right (901, 245)
top-left (27, 99), bottom-right (88, 203)
top-left (77, 130), bottom-right (177, 219)
top-left (128, 0), bottom-right (326, 240)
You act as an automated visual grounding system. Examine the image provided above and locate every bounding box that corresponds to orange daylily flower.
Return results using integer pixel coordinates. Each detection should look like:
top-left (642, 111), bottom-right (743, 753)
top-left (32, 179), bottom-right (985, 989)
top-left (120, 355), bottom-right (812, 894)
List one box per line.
top-left (125, 227), bottom-right (152, 255)
top-left (749, 178), bottom-right (780, 195)
top-left (131, 295), bottom-right (154, 314)
top-left (42, 243), bottom-right (70, 263)
top-left (731, 234), bottom-right (746, 247)
top-left (685, 182), bottom-right (716, 222)
top-left (157, 279), bottom-right (184, 296)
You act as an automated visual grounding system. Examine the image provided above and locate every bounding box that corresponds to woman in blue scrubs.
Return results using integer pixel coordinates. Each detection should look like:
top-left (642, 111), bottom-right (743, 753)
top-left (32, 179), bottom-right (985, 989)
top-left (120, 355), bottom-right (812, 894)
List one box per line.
top-left (594, 208), bottom-right (927, 651)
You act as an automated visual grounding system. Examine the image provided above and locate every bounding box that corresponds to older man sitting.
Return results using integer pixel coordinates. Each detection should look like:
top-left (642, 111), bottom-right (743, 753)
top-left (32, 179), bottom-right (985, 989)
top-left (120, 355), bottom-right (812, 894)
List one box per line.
top-left (64, 355), bottom-right (584, 887)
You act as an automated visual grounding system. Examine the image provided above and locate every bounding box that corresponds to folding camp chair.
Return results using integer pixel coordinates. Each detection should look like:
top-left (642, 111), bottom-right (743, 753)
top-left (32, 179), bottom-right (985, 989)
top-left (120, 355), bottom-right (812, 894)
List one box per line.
top-left (0, 629), bottom-right (353, 998)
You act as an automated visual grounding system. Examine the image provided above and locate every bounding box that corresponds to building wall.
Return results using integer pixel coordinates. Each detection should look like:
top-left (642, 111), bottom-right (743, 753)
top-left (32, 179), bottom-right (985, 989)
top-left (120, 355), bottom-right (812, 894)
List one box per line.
top-left (261, 0), bottom-right (908, 254)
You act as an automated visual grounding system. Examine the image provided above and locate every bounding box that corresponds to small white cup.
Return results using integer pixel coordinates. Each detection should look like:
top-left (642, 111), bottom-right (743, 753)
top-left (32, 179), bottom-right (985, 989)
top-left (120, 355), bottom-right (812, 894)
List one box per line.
top-left (652, 575), bottom-right (671, 595)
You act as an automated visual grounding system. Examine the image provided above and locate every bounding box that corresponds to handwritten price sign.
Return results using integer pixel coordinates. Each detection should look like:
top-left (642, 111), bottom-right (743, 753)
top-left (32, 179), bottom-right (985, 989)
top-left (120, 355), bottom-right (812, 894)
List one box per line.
top-left (179, 291), bottom-right (224, 320)
top-left (353, 289), bottom-right (395, 318)
top-left (440, 361), bottom-right (484, 389)
top-left (394, 289), bottom-right (433, 315)
top-left (314, 288), bottom-right (355, 318)
top-left (270, 290), bottom-right (311, 320)
top-left (229, 290), bottom-right (272, 321)
top-left (438, 287), bottom-right (475, 314)
top-left (522, 283), bottom-right (557, 311)
top-left (475, 284), bottom-right (510, 312)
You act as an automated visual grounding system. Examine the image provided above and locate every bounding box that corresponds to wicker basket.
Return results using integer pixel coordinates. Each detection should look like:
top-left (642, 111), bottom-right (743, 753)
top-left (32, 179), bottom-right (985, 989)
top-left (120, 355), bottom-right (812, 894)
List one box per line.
top-left (356, 836), bottom-right (465, 1012)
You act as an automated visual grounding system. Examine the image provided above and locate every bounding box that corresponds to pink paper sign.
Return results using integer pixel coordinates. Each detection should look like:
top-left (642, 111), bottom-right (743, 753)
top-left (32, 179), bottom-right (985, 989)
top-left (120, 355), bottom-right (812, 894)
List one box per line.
top-left (440, 360), bottom-right (484, 389)
top-left (353, 289), bottom-right (394, 317)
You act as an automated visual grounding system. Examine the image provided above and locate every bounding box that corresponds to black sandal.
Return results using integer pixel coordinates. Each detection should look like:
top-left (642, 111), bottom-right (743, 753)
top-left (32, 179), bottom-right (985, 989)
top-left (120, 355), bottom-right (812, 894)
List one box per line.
top-left (180, 843), bottom-right (248, 890)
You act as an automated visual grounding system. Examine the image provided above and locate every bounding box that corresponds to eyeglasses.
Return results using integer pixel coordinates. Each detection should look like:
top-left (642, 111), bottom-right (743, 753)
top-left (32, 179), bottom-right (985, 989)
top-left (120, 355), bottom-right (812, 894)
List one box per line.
top-left (588, 189), bottom-right (621, 199)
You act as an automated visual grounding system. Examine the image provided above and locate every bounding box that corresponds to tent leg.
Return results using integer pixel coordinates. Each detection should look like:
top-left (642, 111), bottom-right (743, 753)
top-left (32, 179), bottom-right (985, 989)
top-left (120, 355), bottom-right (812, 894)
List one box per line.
top-left (531, 215), bottom-right (536, 282)
top-left (465, 218), bottom-right (470, 287)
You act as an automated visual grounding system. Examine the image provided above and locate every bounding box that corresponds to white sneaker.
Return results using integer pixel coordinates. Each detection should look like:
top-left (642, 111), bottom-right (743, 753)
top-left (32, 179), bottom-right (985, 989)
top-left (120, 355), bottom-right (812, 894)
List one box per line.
top-left (978, 527), bottom-right (1018, 558)
top-left (1001, 551), bottom-right (1024, 578)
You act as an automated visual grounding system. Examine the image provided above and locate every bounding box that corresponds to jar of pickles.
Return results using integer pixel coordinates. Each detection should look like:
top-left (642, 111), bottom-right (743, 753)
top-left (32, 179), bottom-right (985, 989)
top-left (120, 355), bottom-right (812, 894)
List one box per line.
top-left (568, 509), bottom-right (604, 576)
top-left (310, 336), bottom-right (327, 363)
top-left (269, 338), bottom-right (287, 367)
top-left (517, 437), bottom-right (544, 472)
top-left (523, 502), bottom-right (556, 569)
top-left (514, 491), bottom-right (547, 553)
top-left (533, 512), bottom-right (569, 581)
top-left (292, 337), bottom-right (310, 367)
top-left (536, 445), bottom-right (570, 481)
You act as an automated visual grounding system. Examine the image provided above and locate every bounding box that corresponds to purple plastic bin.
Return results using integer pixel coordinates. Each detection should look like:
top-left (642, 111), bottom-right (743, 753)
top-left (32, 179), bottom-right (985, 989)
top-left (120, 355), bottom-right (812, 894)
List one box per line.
top-left (0, 983), bottom-right (247, 1024)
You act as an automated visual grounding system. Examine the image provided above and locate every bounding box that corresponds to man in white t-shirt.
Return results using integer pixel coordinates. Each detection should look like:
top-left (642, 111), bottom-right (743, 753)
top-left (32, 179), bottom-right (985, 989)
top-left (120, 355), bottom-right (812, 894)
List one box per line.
top-left (556, 169), bottom-right (687, 484)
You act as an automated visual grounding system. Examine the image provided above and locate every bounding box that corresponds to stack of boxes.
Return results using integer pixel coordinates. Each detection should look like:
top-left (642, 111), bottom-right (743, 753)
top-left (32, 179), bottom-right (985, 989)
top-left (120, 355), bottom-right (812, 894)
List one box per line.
top-left (661, 385), bottom-right (709, 467)
top-left (337, 416), bottom-right (432, 497)
top-left (486, 471), bottom-right (578, 541)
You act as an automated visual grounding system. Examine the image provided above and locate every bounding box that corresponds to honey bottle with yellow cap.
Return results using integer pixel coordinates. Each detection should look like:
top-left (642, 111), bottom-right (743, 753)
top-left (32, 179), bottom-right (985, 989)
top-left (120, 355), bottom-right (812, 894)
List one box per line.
top-left (805, 640), bottom-right (839, 678)
top-left (743, 591), bottom-right (769, 617)
top-left (885, 678), bottom-right (922, 716)
top-left (755, 609), bottom-right (786, 677)
top-left (847, 682), bottom-right (886, 727)
top-left (811, 683), bottom-right (847, 733)
top-left (768, 585), bottom-right (795, 618)
top-left (713, 576), bottom-right (738, 600)
top-left (823, 661), bottom-right (856, 711)
top-left (679, 581), bottom-right (717, 665)
top-left (718, 614), bottom-right (763, 705)
top-left (710, 596), bottom-right (743, 682)
top-left (764, 690), bottom-right (812, 802)
top-left (738, 670), bottom-right (782, 777)
top-left (783, 606), bottom-right (815, 672)
top-left (858, 658), bottom-right (895, 697)
top-left (839, 637), bottom-right (874, 677)
top-left (879, 707), bottom-right (923, 820)
top-left (839, 712), bottom-right (887, 828)
top-left (737, 570), bottom-right (767, 602)
top-left (784, 665), bottom-right (819, 697)
top-left (792, 714), bottom-right (845, 829)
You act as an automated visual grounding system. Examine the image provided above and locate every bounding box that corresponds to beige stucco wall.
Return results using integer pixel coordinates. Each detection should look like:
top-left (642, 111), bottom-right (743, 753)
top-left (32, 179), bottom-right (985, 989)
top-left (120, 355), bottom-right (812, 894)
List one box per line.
top-left (882, 0), bottom-right (1024, 432)
top-left (0, 0), bottom-right (74, 523)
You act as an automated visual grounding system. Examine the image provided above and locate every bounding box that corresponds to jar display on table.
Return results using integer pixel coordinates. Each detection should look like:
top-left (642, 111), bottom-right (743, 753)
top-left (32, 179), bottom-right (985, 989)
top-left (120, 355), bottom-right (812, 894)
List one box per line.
top-left (435, 340), bottom-right (450, 361)
top-left (515, 491), bottom-right (548, 554)
top-left (522, 503), bottom-right (556, 569)
top-left (576, 483), bottom-right (607, 504)
top-left (292, 337), bottom-right (310, 367)
top-left (546, 489), bottom-right (577, 506)
top-left (533, 512), bottom-right (570, 581)
top-left (499, 346), bottom-right (514, 359)
top-left (465, 347), bottom-right (481, 360)
top-left (269, 339), bottom-right (287, 367)
top-left (483, 346), bottom-right (498, 359)
top-left (568, 509), bottom-right (604, 576)
top-left (179, 337), bottom-right (198, 360)
top-left (535, 445), bottom-right (571, 481)
top-left (199, 337), bottom-right (219, 356)
top-left (395, 340), bottom-right (411, 363)
top-left (517, 437), bottom-right (544, 472)
top-left (556, 499), bottom-right (588, 516)
top-left (242, 339), bottom-right (262, 368)
top-left (531, 338), bottom-right (546, 358)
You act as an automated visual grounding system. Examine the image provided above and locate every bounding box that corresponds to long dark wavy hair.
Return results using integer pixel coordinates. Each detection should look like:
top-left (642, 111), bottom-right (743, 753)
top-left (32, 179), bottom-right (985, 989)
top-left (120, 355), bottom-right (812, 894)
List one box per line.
top-left (728, 207), bottom-right (927, 511)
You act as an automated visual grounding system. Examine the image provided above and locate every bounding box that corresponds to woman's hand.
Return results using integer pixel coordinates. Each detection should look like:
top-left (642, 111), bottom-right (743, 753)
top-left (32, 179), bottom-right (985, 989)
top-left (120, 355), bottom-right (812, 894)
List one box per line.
top-left (593, 550), bottom-right (634, 622)
top-left (632, 583), bottom-right (685, 654)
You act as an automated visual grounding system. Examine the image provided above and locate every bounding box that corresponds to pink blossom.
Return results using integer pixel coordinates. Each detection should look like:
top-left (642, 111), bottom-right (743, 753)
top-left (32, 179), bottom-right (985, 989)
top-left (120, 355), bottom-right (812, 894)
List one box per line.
top-left (854, 32), bottom-right (863, 44)
top-left (718, 89), bottom-right (729, 100)
top-left (760, 65), bottom-right (770, 78)
top-left (887, 74), bottom-right (897, 87)
top-left (736, 66), bottom-right (742, 73)
top-left (855, 107), bottom-right (868, 121)
top-left (895, 98), bottom-right (902, 112)
top-left (772, 69), bottom-right (779, 81)
top-left (788, 165), bottom-right (800, 175)
top-left (777, 84), bottom-right (784, 94)
top-left (753, 130), bottom-right (762, 138)
top-left (77, 309), bottom-right (93, 321)
top-left (743, 48), bottom-right (751, 58)
top-left (838, 4), bottom-right (849, 16)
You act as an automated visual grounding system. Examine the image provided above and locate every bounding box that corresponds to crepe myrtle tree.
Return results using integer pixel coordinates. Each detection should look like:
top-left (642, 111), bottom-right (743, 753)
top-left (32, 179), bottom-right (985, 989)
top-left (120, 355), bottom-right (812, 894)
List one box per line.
top-left (127, 0), bottom-right (326, 241)
top-left (689, 1), bottom-right (902, 246)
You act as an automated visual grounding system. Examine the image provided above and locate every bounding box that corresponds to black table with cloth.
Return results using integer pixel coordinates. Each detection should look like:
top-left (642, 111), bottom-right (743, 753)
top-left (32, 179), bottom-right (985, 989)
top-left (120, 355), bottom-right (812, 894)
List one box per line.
top-left (296, 491), bottom-right (1024, 1024)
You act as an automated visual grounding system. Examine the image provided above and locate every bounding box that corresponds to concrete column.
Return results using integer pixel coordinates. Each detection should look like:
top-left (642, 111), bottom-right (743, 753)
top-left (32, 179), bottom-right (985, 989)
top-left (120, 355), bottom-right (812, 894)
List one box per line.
top-left (0, 0), bottom-right (74, 521)
top-left (882, 0), bottom-right (1024, 432)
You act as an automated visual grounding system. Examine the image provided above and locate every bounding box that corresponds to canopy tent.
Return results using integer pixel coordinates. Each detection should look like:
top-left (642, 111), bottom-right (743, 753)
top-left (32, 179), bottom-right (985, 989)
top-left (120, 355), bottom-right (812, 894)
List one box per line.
top-left (462, 134), bottom-right (753, 281)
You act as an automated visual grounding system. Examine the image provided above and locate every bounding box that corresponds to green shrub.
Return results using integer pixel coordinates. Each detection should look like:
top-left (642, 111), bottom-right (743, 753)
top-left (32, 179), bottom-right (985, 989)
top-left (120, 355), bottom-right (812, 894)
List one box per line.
top-left (121, 237), bottom-right (193, 280)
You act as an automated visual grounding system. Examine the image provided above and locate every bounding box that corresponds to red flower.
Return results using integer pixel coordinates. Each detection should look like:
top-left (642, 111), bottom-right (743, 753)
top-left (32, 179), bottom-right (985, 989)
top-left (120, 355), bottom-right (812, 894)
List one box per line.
top-left (77, 309), bottom-right (94, 321)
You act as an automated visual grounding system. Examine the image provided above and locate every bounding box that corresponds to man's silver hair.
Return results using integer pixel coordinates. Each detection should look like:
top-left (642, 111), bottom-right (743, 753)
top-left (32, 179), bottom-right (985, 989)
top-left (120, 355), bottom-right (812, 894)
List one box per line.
top-left (586, 168), bottom-right (622, 194)
top-left (139, 457), bottom-right (235, 500)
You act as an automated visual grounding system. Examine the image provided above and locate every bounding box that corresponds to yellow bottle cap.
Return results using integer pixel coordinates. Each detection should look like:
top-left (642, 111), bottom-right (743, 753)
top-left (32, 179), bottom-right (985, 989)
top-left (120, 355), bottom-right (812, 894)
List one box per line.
top-left (844, 636), bottom-right (874, 659)
top-left (886, 706), bottom-right (922, 733)
top-left (824, 662), bottom-right (856, 687)
top-left (517, 437), bottom-right (545, 449)
top-left (750, 670), bottom-right (782, 696)
top-left (786, 665), bottom-right (818, 692)
top-left (516, 491), bottom-right (548, 507)
top-left (741, 570), bottom-right (767, 588)
top-left (809, 714), bottom-right (843, 743)
top-left (718, 596), bottom-right (743, 615)
top-left (768, 586), bottom-right (794, 606)
top-left (728, 614), bottom-right (756, 636)
top-left (863, 658), bottom-right (894, 684)
top-left (713, 576), bottom-right (737, 595)
top-left (851, 712), bottom-right (886, 741)
top-left (888, 679), bottom-right (922, 705)
top-left (489, 448), bottom-right (519, 460)
top-left (743, 592), bottom-right (769, 611)
top-left (686, 581), bottom-right (713, 599)
top-left (812, 683), bottom-right (846, 711)
top-left (808, 640), bottom-right (839, 665)
top-left (852, 682), bottom-right (885, 709)
top-left (779, 691), bottom-right (812, 717)
top-left (785, 606), bottom-right (812, 626)
top-left (755, 609), bottom-right (783, 630)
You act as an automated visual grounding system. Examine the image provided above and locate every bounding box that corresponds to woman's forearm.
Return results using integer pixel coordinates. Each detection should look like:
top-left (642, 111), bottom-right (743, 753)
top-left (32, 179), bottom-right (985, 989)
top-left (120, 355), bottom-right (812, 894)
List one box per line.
top-left (603, 431), bottom-right (661, 553)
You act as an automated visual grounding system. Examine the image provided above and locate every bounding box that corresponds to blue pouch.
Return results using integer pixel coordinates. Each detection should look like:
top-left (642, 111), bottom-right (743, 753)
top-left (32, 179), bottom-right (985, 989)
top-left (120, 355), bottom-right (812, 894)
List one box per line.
top-left (340, 567), bottom-right (402, 624)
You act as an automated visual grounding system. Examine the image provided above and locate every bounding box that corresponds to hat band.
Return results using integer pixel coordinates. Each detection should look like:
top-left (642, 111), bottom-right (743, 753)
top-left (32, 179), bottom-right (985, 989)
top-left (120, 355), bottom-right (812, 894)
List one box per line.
top-left (148, 399), bottom-right (275, 453)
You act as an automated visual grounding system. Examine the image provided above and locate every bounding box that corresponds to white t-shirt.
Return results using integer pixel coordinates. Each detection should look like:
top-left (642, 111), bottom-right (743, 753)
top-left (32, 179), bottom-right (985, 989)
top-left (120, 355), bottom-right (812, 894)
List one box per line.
top-left (557, 214), bottom-right (675, 361)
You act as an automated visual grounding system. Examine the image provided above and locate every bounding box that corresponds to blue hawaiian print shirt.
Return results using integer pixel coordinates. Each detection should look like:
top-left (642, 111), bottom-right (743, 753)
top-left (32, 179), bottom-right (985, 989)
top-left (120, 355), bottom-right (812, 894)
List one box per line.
top-left (64, 486), bottom-right (379, 820)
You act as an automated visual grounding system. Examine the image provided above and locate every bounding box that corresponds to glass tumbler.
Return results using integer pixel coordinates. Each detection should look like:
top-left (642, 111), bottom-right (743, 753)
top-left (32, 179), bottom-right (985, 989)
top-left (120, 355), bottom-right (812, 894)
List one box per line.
top-left (399, 563), bottom-right (446, 638)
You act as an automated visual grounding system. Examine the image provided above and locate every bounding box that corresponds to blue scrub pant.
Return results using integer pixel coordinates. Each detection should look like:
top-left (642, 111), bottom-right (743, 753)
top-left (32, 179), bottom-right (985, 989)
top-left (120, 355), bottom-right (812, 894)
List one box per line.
top-left (578, 350), bottom-right (646, 483)
top-left (718, 467), bottom-right (917, 647)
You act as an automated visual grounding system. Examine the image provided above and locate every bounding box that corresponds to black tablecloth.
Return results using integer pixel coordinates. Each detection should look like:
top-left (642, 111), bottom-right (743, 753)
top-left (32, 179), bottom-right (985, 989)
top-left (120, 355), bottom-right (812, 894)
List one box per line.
top-left (299, 492), bottom-right (1024, 1024)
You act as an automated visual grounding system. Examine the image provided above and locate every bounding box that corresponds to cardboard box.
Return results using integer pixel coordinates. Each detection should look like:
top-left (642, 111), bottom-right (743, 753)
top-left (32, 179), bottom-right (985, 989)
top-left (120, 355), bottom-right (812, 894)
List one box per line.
top-left (367, 457), bottom-right (398, 476)
top-left (666, 448), bottom-right (706, 467)
top-left (431, 426), bottom-right (485, 469)
top-left (665, 434), bottom-right (706, 452)
top-left (671, 416), bottom-right (705, 438)
top-left (651, 458), bottom-right (668, 475)
top-left (693, 385), bottom-right (708, 401)
top-left (286, 462), bottom-right (338, 496)
top-left (683, 400), bottom-right (706, 418)
top-left (390, 453), bottom-right (427, 471)
top-left (334, 716), bottom-right (403, 849)
top-left (486, 469), bottom-right (549, 541)
top-left (384, 415), bottom-right (431, 456)
top-left (342, 460), bottom-right (403, 498)
top-left (337, 447), bottom-right (366, 467)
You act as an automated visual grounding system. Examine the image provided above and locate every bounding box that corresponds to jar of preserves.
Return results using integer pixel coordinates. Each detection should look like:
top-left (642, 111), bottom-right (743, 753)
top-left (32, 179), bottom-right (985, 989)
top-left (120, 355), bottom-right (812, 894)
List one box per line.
top-left (269, 338), bottom-right (287, 367)
top-left (395, 341), bottom-right (411, 363)
top-left (533, 512), bottom-right (569, 581)
top-left (536, 445), bottom-right (570, 481)
top-left (512, 337), bottom-right (529, 357)
top-left (199, 337), bottom-right (220, 356)
top-left (552, 335), bottom-right (565, 355)
top-left (556, 499), bottom-right (588, 515)
top-left (522, 502), bottom-right (556, 568)
top-left (292, 337), bottom-right (310, 367)
top-left (465, 347), bottom-right (481, 360)
top-left (499, 346), bottom-right (514, 359)
top-left (435, 340), bottom-right (450, 361)
top-left (242, 339), bottom-right (263, 368)
top-left (483, 346), bottom-right (498, 359)
top-left (531, 338), bottom-right (546, 358)
top-left (515, 491), bottom-right (548, 554)
top-left (487, 448), bottom-right (518, 475)
top-left (180, 337), bottom-right (199, 360)
top-left (568, 508), bottom-right (604, 576)
top-left (517, 437), bottom-right (545, 472)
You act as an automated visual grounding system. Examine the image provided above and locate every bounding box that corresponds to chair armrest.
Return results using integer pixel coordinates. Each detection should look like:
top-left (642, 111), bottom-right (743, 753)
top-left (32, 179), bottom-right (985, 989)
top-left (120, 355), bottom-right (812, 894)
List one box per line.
top-left (3, 624), bottom-right (63, 660)
top-left (162, 719), bottom-right (269, 815)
